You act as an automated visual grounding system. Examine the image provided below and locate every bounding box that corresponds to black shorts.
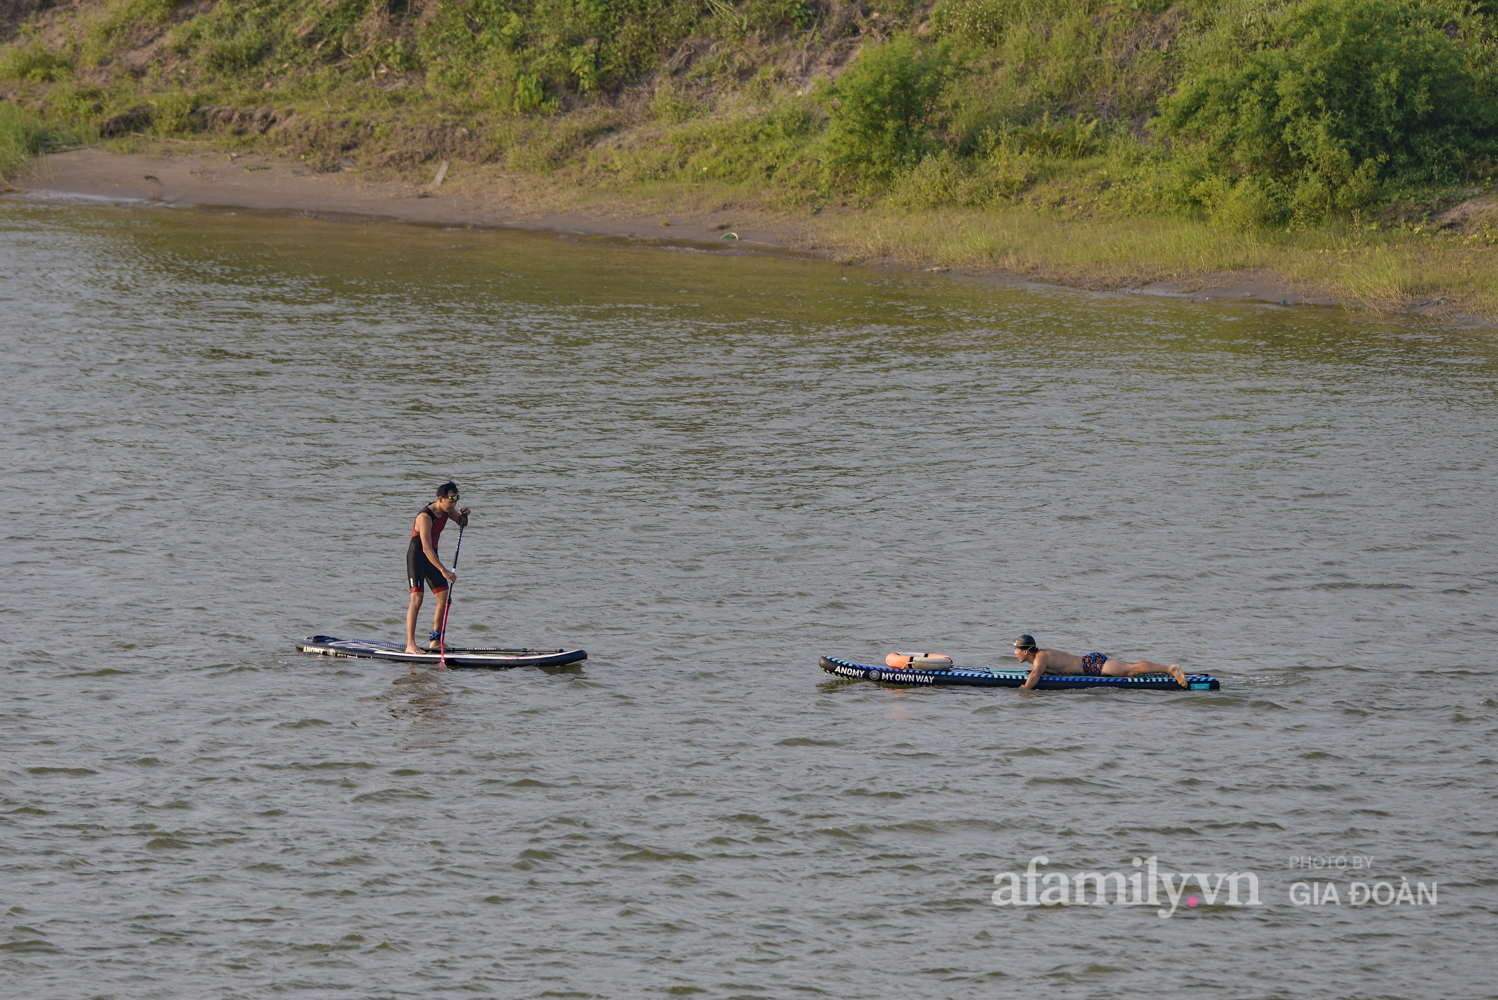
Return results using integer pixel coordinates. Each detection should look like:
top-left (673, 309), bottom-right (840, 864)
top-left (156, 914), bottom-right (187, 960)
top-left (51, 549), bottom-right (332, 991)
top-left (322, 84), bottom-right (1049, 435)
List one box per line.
top-left (407, 536), bottom-right (448, 594)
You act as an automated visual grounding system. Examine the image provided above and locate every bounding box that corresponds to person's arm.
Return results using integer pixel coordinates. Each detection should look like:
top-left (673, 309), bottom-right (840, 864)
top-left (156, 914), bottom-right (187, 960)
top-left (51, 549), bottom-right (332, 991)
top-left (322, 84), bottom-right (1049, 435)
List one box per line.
top-left (1020, 651), bottom-right (1046, 690)
top-left (456, 505), bottom-right (471, 528)
top-left (418, 513), bottom-right (455, 581)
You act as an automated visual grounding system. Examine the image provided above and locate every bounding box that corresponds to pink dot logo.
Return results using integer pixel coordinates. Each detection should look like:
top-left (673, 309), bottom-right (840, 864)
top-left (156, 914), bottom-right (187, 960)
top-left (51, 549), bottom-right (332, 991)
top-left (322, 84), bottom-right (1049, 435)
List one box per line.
top-left (1187, 896), bottom-right (1199, 907)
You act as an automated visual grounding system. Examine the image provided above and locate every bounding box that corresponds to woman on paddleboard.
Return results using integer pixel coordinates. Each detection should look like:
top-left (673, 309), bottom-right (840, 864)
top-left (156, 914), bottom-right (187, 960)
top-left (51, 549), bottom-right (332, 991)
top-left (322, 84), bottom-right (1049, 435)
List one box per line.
top-left (404, 482), bottom-right (470, 654)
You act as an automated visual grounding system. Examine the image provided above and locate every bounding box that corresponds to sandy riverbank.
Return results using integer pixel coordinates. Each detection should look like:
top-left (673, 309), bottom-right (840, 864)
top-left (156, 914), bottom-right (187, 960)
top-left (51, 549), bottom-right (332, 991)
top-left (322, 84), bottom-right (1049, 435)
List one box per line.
top-left (4, 146), bottom-right (1465, 316)
top-left (12, 147), bottom-right (807, 248)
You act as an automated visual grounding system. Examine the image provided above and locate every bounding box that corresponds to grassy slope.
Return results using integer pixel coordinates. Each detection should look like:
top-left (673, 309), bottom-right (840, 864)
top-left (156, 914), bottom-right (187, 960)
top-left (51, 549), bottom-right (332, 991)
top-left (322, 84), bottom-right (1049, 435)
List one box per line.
top-left (1, 0), bottom-right (1496, 316)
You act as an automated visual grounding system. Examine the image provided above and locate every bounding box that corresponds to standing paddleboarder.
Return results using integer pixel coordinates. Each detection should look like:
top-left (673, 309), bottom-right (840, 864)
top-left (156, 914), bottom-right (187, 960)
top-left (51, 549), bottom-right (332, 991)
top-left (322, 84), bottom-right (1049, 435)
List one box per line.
top-left (404, 482), bottom-right (470, 655)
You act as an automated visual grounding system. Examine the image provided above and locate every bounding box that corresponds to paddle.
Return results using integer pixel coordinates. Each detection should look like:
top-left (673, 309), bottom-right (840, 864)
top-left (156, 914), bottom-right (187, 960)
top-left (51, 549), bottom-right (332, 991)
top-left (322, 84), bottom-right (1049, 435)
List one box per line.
top-left (438, 522), bottom-right (464, 670)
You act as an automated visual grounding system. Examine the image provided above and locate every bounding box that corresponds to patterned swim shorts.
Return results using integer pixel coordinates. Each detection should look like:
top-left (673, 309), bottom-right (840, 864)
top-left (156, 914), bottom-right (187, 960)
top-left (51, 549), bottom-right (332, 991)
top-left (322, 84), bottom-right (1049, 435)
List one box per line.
top-left (1082, 653), bottom-right (1108, 676)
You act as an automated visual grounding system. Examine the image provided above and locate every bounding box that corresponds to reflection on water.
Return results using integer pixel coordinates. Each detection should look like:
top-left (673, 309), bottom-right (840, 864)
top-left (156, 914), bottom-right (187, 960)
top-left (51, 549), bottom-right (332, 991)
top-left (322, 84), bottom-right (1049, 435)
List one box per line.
top-left (359, 671), bottom-right (458, 749)
top-left (1, 199), bottom-right (1495, 1000)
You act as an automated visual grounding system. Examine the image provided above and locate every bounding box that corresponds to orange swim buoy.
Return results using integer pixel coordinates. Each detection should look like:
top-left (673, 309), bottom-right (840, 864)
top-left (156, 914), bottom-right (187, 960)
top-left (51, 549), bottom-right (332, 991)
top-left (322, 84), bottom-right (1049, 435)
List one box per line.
top-left (885, 652), bottom-right (955, 670)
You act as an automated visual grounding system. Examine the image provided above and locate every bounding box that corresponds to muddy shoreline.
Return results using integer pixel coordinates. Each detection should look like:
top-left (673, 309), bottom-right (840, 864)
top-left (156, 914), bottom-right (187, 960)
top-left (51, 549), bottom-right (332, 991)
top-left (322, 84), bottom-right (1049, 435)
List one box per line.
top-left (1, 146), bottom-right (1374, 312)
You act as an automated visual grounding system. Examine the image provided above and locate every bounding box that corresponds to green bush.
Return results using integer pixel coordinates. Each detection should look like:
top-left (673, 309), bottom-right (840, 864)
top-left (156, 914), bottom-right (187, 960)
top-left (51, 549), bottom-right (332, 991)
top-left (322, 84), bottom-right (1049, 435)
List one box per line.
top-left (1181, 173), bottom-right (1276, 230)
top-left (1160, 0), bottom-right (1498, 222)
top-left (746, 0), bottom-right (814, 31)
top-left (699, 97), bottom-right (819, 182)
top-left (514, 71), bottom-right (558, 114)
top-left (152, 91), bottom-right (195, 134)
top-left (407, 0), bottom-right (703, 97)
top-left (586, 94), bottom-right (820, 193)
top-left (1011, 111), bottom-right (1100, 159)
top-left (52, 84), bottom-right (106, 122)
top-left (890, 129), bottom-right (1037, 207)
top-left (824, 36), bottom-right (959, 183)
top-left (0, 43), bottom-right (75, 83)
top-left (203, 25), bottom-right (271, 72)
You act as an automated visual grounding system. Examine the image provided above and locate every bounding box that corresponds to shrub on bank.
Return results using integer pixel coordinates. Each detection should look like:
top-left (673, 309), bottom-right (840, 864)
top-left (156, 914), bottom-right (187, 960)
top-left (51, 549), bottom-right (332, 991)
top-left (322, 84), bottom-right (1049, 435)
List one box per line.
top-left (1159, 0), bottom-right (1498, 226)
top-left (0, 41), bottom-right (74, 82)
top-left (890, 131), bottom-right (1036, 208)
top-left (824, 36), bottom-right (959, 183)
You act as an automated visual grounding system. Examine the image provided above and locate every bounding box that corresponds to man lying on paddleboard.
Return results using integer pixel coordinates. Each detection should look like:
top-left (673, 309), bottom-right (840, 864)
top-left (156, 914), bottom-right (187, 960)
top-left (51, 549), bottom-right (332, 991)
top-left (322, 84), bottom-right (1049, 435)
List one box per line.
top-left (404, 481), bottom-right (470, 655)
top-left (1012, 634), bottom-right (1189, 689)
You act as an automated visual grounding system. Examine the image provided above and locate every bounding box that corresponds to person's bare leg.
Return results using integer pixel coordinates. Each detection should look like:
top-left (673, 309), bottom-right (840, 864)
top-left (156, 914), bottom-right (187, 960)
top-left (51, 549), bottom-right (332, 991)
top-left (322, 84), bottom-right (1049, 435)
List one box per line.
top-left (404, 591), bottom-right (425, 654)
top-left (429, 589), bottom-right (450, 649)
top-left (1103, 658), bottom-right (1189, 688)
top-left (1161, 663), bottom-right (1188, 688)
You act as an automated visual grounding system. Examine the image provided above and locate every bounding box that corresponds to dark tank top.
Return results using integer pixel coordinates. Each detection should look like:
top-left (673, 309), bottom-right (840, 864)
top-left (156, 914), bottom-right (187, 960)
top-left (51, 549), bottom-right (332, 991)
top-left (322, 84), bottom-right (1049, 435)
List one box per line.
top-left (411, 504), bottom-right (448, 545)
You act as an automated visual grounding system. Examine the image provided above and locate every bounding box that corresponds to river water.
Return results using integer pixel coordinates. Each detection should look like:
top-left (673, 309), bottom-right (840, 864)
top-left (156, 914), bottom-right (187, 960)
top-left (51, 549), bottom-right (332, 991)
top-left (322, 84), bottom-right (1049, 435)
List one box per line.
top-left (1, 199), bottom-right (1495, 999)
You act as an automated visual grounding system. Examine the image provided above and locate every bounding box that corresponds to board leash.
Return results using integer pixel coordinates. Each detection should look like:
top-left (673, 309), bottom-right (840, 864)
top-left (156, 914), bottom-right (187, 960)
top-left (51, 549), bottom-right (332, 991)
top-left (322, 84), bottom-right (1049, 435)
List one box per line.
top-left (439, 523), bottom-right (464, 670)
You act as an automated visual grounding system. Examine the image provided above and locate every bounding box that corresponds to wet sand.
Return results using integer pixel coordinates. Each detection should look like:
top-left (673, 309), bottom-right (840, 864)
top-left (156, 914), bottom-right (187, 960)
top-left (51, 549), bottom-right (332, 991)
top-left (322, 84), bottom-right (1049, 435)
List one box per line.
top-left (13, 147), bottom-right (801, 246)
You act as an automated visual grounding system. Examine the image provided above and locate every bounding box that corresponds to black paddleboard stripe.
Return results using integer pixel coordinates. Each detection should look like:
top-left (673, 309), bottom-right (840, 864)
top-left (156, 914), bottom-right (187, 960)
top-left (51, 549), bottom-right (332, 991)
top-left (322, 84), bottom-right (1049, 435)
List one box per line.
top-left (818, 656), bottom-right (1219, 691)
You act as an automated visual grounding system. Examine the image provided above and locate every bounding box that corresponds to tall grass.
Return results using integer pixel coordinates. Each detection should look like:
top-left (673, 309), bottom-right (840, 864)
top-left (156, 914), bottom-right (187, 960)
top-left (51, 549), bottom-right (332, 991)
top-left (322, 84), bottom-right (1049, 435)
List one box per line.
top-left (809, 201), bottom-right (1498, 317)
top-left (0, 103), bottom-right (52, 179)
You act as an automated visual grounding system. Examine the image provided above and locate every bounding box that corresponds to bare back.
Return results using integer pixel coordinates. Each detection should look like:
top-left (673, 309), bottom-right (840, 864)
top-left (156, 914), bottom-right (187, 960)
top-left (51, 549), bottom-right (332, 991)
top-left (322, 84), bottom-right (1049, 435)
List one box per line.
top-left (1031, 647), bottom-right (1090, 676)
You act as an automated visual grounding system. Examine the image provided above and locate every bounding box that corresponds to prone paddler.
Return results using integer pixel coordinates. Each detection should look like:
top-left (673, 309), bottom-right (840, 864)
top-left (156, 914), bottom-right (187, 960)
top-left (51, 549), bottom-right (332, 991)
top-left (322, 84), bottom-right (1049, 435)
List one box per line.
top-left (404, 481), bottom-right (470, 655)
top-left (1012, 634), bottom-right (1189, 689)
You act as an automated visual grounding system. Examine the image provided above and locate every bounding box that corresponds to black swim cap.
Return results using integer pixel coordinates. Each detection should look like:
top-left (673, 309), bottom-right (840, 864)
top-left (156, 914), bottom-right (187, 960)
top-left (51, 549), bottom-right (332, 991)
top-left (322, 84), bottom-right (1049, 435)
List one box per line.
top-left (1014, 634), bottom-right (1037, 650)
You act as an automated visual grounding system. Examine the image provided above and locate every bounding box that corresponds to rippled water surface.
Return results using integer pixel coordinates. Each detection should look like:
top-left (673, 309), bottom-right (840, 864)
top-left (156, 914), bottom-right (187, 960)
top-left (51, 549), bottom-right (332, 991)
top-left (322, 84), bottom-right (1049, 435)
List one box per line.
top-left (2, 200), bottom-right (1496, 999)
